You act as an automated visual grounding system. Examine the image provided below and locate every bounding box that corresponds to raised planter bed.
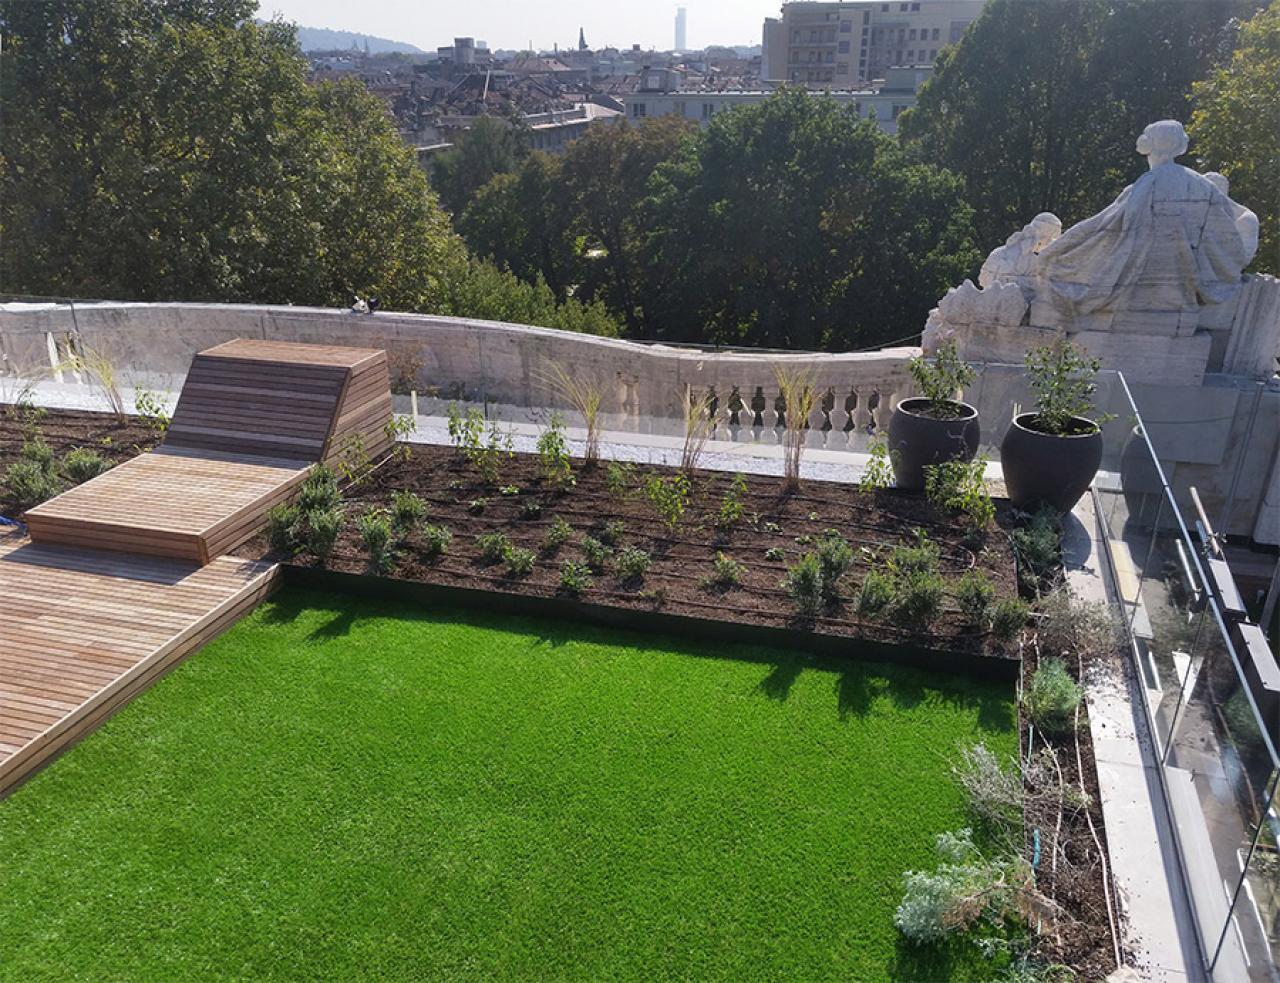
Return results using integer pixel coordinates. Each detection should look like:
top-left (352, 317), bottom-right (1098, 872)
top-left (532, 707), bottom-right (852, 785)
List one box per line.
top-left (246, 443), bottom-right (1025, 678)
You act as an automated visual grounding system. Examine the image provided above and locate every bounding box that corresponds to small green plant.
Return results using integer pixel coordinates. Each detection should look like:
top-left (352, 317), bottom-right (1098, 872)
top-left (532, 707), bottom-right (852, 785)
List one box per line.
top-left (504, 545), bottom-right (536, 577)
top-left (782, 552), bottom-right (824, 618)
top-left (892, 569), bottom-right (945, 626)
top-left (265, 503), bottom-right (301, 554)
top-left (990, 598), bottom-right (1030, 642)
top-left (814, 532), bottom-right (853, 601)
top-left (706, 551), bottom-right (744, 588)
top-left (447, 403), bottom-right (514, 483)
top-left (605, 460), bottom-right (636, 498)
top-left (466, 498), bottom-right (488, 514)
top-left (298, 465), bottom-right (340, 514)
top-left (3, 457), bottom-right (61, 510)
top-left (598, 519), bottom-right (626, 546)
top-left (761, 520), bottom-right (781, 534)
top-left (421, 523), bottom-right (452, 557)
top-left (390, 490), bottom-right (428, 531)
top-left (536, 412), bottom-right (573, 490)
top-left (615, 546), bottom-right (651, 582)
top-left (19, 437), bottom-right (54, 469)
top-left (543, 515), bottom-right (572, 551)
top-left (794, 533), bottom-right (813, 546)
top-left (716, 472), bottom-right (749, 529)
top-left (861, 435), bottom-right (895, 491)
top-left (61, 447), bottom-right (110, 485)
top-left (357, 508), bottom-right (395, 572)
top-left (499, 484), bottom-right (521, 497)
top-left (476, 531), bottom-right (511, 564)
top-left (520, 500), bottom-right (543, 519)
top-left (559, 559), bottom-right (593, 596)
top-left (383, 414), bottom-right (417, 460)
top-left (956, 570), bottom-right (996, 627)
top-left (764, 546), bottom-right (785, 562)
top-left (1024, 657), bottom-right (1083, 733)
top-left (887, 529), bottom-right (941, 579)
top-left (858, 569), bottom-right (894, 615)
top-left (907, 340), bottom-right (974, 418)
top-left (1024, 339), bottom-right (1105, 435)
top-left (304, 507), bottom-right (343, 563)
top-left (644, 472), bottom-right (690, 531)
top-left (334, 432), bottom-right (373, 487)
top-left (924, 458), bottom-right (995, 530)
top-left (133, 389), bottom-right (171, 434)
top-left (1012, 506), bottom-right (1061, 593)
top-left (581, 535), bottom-right (612, 571)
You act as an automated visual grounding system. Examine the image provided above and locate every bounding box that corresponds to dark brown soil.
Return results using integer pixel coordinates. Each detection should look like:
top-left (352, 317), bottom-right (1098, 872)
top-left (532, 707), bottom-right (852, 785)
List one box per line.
top-left (1019, 641), bottom-right (1123, 979)
top-left (245, 443), bottom-right (1023, 657)
top-left (0, 407), bottom-right (157, 517)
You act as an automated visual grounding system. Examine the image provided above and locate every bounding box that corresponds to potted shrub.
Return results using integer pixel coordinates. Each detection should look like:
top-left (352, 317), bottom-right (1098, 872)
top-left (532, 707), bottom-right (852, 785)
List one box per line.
top-left (887, 341), bottom-right (980, 490)
top-left (1000, 339), bottom-right (1105, 513)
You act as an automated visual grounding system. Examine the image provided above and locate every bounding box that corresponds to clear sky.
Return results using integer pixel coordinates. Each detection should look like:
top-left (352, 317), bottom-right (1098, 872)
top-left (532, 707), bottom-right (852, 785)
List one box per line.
top-left (255, 0), bottom-right (780, 52)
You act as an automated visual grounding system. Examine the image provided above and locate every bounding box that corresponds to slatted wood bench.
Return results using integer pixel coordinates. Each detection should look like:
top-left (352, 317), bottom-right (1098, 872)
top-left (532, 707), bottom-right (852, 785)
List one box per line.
top-left (25, 340), bottom-right (393, 564)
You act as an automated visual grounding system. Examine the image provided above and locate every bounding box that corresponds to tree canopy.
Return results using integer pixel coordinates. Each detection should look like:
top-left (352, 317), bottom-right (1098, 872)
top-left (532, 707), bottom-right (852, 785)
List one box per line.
top-left (899, 0), bottom-right (1267, 246)
top-left (1190, 1), bottom-right (1279, 273)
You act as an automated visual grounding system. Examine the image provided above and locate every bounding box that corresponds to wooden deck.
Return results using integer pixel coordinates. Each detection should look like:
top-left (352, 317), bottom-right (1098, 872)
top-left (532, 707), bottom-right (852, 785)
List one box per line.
top-left (0, 527), bottom-right (278, 797)
top-left (26, 339), bottom-right (392, 564)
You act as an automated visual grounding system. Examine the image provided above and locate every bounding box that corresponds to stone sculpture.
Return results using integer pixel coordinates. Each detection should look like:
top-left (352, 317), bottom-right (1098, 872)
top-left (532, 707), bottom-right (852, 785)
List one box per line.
top-left (921, 119), bottom-right (1273, 387)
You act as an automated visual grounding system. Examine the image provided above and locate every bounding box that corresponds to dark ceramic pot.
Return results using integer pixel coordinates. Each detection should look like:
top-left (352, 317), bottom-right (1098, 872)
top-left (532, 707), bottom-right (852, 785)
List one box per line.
top-left (886, 397), bottom-right (980, 491)
top-left (1000, 412), bottom-right (1103, 514)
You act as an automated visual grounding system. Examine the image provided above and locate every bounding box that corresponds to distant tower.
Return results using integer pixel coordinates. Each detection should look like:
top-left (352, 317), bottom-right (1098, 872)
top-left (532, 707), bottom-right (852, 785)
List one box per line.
top-left (578, 27), bottom-right (588, 51)
top-left (674, 6), bottom-right (687, 51)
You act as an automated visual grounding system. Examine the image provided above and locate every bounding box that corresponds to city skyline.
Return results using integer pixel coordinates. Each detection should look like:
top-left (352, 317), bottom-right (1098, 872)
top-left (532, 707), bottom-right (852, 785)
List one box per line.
top-left (255, 0), bottom-right (779, 52)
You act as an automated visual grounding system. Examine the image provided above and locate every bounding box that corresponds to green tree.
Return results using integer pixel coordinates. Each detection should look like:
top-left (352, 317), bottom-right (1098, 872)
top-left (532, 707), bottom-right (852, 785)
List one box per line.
top-left (458, 152), bottom-right (579, 296)
top-left (642, 88), bottom-right (978, 350)
top-left (1190, 1), bottom-right (1279, 273)
top-left (899, 0), bottom-right (1266, 246)
top-left (559, 116), bottom-right (696, 332)
top-left (429, 114), bottom-right (528, 217)
top-left (0, 0), bottom-right (464, 309)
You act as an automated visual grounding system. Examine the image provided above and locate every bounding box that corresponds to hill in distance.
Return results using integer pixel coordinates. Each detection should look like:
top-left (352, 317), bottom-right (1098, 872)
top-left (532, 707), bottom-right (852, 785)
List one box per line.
top-left (262, 20), bottom-right (425, 54)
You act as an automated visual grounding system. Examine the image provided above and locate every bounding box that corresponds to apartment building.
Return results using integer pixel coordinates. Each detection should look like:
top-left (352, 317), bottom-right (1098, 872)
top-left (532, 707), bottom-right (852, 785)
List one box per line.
top-left (762, 1), bottom-right (983, 86)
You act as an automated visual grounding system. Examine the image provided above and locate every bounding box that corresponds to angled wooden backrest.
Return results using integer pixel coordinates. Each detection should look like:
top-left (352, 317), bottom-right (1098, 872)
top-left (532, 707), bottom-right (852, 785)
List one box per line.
top-left (165, 339), bottom-right (391, 463)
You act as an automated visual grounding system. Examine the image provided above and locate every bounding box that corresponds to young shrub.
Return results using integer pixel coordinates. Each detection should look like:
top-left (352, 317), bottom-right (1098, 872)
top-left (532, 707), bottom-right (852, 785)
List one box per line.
top-left (357, 508), bottom-right (395, 573)
top-left (815, 532), bottom-right (853, 601)
top-left (3, 459), bottom-right (61, 510)
top-left (391, 490), bottom-right (428, 532)
top-left (598, 519), bottom-right (626, 546)
top-left (134, 389), bottom-right (171, 435)
top-left (520, 500), bottom-right (543, 520)
top-left (1012, 506), bottom-right (1062, 593)
top-left (559, 559), bottom-right (593, 596)
top-left (476, 531), bottom-right (511, 564)
top-left (581, 535), bottom-right (612, 571)
top-left (304, 507), bottom-right (343, 563)
top-left (907, 340), bottom-right (975, 418)
top-left (891, 569), bottom-right (945, 626)
top-left (764, 546), bottom-right (785, 562)
top-left (466, 497), bottom-right (488, 514)
top-left (861, 435), bottom-right (895, 491)
top-left (717, 472), bottom-right (748, 529)
top-left (446, 401), bottom-right (480, 453)
top-left (1023, 657), bottom-right (1083, 733)
top-left (504, 545), bottom-right (536, 577)
top-left (543, 515), bottom-right (572, 551)
top-left (644, 472), bottom-right (690, 531)
top-left (990, 598), bottom-right (1030, 642)
top-left (783, 552), bottom-right (824, 617)
top-left (952, 743), bottom-right (1023, 837)
top-left (536, 411), bottom-right (573, 490)
top-left (924, 458), bottom-right (995, 530)
top-left (499, 484), bottom-right (521, 497)
top-left (298, 465), bottom-right (340, 514)
top-left (19, 437), bottom-right (55, 469)
top-left (605, 460), bottom-right (636, 498)
top-left (706, 551), bottom-right (744, 588)
top-left (858, 569), bottom-right (894, 616)
top-left (956, 570), bottom-right (996, 626)
top-left (266, 503), bottom-right (301, 554)
top-left (887, 529), bottom-right (941, 579)
top-left (421, 523), bottom-right (452, 557)
top-left (1024, 338), bottom-right (1104, 435)
top-left (61, 447), bottom-right (111, 485)
top-left (447, 403), bottom-right (514, 484)
top-left (1034, 588), bottom-right (1120, 660)
top-left (615, 545), bottom-right (651, 583)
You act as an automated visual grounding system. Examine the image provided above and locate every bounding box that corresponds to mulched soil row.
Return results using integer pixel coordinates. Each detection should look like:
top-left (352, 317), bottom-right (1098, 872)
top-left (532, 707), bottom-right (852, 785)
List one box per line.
top-left (249, 442), bottom-right (1023, 657)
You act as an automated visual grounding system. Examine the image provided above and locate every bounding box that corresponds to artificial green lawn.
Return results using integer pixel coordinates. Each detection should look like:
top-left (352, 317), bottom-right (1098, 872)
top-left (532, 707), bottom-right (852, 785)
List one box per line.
top-left (0, 588), bottom-right (1016, 981)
